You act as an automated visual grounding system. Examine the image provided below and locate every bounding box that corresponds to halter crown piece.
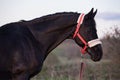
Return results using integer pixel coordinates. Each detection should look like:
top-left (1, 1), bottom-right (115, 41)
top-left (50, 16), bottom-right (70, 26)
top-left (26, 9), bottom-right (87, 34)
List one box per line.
top-left (73, 13), bottom-right (102, 54)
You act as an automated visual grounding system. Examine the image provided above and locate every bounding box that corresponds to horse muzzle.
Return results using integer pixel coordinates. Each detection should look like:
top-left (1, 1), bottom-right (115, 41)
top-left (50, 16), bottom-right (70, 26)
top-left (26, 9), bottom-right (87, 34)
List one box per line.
top-left (87, 44), bottom-right (103, 62)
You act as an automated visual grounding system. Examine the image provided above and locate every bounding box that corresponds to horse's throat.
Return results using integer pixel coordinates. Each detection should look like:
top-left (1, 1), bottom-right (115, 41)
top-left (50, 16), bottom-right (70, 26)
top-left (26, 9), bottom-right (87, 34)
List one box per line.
top-left (46, 27), bottom-right (73, 53)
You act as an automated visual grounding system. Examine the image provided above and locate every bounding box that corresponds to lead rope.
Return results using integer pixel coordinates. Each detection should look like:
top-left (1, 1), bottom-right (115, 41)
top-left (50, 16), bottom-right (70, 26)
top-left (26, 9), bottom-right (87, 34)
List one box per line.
top-left (80, 54), bottom-right (85, 80)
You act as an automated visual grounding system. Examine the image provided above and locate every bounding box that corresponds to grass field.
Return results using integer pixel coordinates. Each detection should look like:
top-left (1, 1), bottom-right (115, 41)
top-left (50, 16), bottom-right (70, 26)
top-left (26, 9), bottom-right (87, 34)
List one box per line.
top-left (31, 40), bottom-right (120, 80)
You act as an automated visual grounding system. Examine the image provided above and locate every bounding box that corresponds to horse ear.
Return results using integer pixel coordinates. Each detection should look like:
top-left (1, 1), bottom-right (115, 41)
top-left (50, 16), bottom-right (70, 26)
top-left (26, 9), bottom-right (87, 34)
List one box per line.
top-left (85, 8), bottom-right (94, 19)
top-left (90, 8), bottom-right (94, 14)
top-left (85, 8), bottom-right (97, 19)
top-left (87, 8), bottom-right (94, 16)
top-left (93, 9), bottom-right (97, 18)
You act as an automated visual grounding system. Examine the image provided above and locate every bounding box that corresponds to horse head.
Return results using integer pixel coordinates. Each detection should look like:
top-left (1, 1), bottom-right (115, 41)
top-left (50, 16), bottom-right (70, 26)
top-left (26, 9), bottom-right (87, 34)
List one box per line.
top-left (73, 8), bottom-right (103, 61)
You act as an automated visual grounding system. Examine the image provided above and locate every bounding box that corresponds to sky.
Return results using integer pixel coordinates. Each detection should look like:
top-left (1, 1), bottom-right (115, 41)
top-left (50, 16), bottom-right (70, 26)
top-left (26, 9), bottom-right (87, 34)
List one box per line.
top-left (0, 0), bottom-right (120, 37)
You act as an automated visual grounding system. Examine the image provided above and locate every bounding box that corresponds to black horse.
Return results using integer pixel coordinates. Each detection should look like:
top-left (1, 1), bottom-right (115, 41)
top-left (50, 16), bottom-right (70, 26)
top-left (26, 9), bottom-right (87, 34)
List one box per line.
top-left (0, 8), bottom-right (103, 80)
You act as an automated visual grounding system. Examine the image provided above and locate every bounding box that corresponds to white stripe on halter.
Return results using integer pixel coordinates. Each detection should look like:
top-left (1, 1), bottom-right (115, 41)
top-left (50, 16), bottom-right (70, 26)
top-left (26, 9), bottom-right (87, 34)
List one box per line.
top-left (88, 39), bottom-right (102, 48)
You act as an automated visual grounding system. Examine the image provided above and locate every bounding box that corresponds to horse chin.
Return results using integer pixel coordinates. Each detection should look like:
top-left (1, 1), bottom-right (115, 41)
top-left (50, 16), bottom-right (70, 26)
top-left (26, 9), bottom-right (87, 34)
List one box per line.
top-left (88, 52), bottom-right (100, 62)
top-left (89, 52), bottom-right (102, 62)
top-left (87, 45), bottom-right (103, 62)
top-left (91, 55), bottom-right (101, 62)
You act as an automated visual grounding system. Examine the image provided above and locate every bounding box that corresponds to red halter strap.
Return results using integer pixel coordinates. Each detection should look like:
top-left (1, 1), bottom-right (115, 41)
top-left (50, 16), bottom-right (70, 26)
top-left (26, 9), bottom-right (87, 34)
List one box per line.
top-left (73, 14), bottom-right (87, 54)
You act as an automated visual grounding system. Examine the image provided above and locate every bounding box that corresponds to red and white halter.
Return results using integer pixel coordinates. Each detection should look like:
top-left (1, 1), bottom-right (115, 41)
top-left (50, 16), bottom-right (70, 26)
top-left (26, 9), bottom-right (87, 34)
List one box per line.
top-left (73, 13), bottom-right (102, 54)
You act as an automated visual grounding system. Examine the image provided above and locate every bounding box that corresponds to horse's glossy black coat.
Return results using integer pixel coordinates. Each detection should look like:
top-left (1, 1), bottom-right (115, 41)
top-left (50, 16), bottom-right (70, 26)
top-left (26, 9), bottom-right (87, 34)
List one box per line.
top-left (0, 8), bottom-right (103, 80)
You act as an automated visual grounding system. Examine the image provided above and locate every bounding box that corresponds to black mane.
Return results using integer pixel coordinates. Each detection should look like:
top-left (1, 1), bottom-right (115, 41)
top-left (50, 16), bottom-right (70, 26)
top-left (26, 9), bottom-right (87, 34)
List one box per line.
top-left (28, 12), bottom-right (79, 24)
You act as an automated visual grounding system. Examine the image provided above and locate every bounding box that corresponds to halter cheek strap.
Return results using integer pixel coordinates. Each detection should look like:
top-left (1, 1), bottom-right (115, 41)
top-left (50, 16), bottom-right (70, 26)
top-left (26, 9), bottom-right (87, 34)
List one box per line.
top-left (73, 14), bottom-right (85, 38)
top-left (73, 13), bottom-right (102, 54)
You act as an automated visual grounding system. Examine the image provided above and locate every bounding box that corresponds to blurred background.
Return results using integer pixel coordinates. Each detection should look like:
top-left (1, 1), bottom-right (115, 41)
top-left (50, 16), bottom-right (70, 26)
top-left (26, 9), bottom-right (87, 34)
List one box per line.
top-left (0, 0), bottom-right (120, 80)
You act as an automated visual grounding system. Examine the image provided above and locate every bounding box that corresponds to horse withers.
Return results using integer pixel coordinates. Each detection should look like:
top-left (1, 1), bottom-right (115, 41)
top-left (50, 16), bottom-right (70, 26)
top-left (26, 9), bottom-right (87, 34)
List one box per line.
top-left (0, 8), bottom-right (103, 80)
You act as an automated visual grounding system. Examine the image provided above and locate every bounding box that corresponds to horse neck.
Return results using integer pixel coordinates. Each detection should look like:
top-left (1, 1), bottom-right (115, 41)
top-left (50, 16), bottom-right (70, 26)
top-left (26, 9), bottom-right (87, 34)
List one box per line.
top-left (28, 13), bottom-right (79, 57)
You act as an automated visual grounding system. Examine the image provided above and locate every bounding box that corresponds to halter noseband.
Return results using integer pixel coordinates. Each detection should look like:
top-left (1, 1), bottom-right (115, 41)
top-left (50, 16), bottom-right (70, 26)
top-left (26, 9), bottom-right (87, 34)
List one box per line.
top-left (73, 14), bottom-right (102, 54)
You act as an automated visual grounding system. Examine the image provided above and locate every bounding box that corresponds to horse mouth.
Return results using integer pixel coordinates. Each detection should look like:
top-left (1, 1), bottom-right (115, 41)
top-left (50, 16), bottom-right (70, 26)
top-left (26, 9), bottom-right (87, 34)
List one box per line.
top-left (89, 52), bottom-right (102, 62)
top-left (87, 45), bottom-right (103, 62)
top-left (91, 55), bottom-right (101, 62)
